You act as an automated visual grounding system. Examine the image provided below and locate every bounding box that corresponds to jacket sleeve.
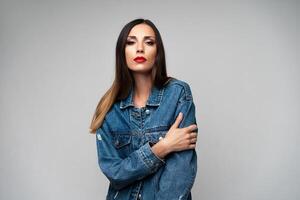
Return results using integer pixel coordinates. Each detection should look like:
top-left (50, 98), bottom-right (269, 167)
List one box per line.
top-left (156, 83), bottom-right (198, 200)
top-left (96, 119), bottom-right (166, 191)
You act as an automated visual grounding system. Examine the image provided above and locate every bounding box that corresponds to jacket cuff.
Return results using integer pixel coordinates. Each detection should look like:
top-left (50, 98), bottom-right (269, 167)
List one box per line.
top-left (138, 142), bottom-right (165, 172)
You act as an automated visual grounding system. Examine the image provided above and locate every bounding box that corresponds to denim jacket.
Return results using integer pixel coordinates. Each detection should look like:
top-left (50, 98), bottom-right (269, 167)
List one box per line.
top-left (96, 78), bottom-right (198, 200)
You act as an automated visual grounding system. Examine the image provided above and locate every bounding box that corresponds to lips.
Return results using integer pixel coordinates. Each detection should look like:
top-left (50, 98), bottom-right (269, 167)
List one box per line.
top-left (134, 56), bottom-right (147, 63)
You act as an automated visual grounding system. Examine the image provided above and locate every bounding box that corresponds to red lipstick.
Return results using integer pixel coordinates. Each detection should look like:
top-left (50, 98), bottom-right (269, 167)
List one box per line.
top-left (134, 56), bottom-right (147, 63)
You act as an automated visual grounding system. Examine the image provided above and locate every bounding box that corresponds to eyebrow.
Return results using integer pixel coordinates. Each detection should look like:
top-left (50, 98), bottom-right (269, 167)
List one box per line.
top-left (127, 36), bottom-right (155, 40)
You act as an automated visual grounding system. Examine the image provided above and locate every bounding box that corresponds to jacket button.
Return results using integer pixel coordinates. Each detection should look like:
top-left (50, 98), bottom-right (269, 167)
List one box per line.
top-left (145, 109), bottom-right (150, 114)
top-left (138, 194), bottom-right (142, 199)
top-left (159, 136), bottom-right (163, 140)
top-left (115, 140), bottom-right (119, 146)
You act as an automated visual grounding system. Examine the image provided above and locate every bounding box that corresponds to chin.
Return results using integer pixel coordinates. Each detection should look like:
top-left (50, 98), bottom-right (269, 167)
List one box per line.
top-left (131, 69), bottom-right (153, 74)
top-left (129, 67), bottom-right (153, 74)
top-left (128, 64), bottom-right (153, 71)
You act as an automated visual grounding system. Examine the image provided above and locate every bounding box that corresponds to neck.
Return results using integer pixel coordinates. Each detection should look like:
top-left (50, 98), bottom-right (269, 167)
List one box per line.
top-left (132, 73), bottom-right (153, 107)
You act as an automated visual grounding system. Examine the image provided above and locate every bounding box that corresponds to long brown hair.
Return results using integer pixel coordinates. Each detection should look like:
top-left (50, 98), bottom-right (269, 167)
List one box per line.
top-left (89, 18), bottom-right (172, 134)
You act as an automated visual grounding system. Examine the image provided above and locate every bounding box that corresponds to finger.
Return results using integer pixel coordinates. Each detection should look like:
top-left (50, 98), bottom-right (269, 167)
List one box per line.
top-left (189, 132), bottom-right (198, 138)
top-left (171, 112), bottom-right (183, 129)
top-left (185, 124), bottom-right (197, 132)
top-left (189, 144), bottom-right (196, 149)
top-left (190, 137), bottom-right (197, 143)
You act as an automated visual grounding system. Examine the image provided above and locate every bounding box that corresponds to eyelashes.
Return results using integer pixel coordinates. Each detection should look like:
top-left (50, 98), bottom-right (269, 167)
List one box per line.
top-left (147, 41), bottom-right (155, 45)
top-left (126, 41), bottom-right (156, 46)
top-left (126, 41), bottom-right (135, 45)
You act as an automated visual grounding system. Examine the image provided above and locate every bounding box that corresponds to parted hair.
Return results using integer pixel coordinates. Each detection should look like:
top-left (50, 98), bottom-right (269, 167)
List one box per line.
top-left (89, 18), bottom-right (172, 134)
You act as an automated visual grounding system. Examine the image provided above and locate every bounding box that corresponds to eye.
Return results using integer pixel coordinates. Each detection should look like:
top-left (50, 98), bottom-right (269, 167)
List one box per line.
top-left (146, 41), bottom-right (155, 46)
top-left (126, 41), bottom-right (135, 45)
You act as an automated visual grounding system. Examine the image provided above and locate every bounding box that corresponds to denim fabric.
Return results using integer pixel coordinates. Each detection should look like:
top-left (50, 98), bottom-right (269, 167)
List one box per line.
top-left (96, 78), bottom-right (198, 200)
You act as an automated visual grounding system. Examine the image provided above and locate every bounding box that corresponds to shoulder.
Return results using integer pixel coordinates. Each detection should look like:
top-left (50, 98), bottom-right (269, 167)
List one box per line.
top-left (165, 77), bottom-right (193, 101)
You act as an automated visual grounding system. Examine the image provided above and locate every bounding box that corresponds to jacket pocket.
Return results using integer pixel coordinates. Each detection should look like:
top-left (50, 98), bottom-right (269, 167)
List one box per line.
top-left (145, 125), bottom-right (170, 144)
top-left (112, 132), bottom-right (132, 158)
top-left (113, 134), bottom-right (131, 148)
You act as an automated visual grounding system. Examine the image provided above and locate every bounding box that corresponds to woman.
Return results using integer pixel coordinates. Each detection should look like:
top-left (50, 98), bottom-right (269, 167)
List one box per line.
top-left (90, 18), bottom-right (198, 200)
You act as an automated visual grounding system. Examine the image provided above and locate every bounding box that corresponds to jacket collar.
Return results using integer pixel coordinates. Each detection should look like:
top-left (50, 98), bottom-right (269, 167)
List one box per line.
top-left (119, 84), bottom-right (164, 109)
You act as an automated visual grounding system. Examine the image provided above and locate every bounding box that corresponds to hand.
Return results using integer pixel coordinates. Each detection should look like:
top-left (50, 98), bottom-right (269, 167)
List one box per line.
top-left (150, 112), bottom-right (198, 159)
top-left (161, 112), bottom-right (198, 153)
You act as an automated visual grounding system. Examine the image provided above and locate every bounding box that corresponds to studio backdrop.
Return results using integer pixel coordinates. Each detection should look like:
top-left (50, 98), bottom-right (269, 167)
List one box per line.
top-left (0, 1), bottom-right (299, 200)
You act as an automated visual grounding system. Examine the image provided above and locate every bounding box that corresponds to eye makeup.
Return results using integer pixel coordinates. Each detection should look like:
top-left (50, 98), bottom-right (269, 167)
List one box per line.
top-left (126, 39), bottom-right (156, 46)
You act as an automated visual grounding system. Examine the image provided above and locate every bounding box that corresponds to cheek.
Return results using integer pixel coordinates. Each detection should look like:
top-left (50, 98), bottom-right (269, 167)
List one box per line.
top-left (148, 48), bottom-right (157, 61)
top-left (125, 48), bottom-right (134, 63)
top-left (125, 47), bottom-right (133, 58)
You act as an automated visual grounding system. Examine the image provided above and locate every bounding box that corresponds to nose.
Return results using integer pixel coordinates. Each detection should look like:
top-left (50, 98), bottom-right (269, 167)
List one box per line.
top-left (136, 42), bottom-right (144, 53)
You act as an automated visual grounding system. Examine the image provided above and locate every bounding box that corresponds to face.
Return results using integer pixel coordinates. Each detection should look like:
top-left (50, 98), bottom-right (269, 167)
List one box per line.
top-left (125, 23), bottom-right (157, 74)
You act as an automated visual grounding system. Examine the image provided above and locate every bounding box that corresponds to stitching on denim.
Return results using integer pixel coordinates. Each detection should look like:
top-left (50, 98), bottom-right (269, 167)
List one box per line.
top-left (139, 146), bottom-right (152, 170)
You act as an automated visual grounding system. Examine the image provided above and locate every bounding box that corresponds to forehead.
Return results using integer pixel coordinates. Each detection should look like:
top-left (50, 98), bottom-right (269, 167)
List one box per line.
top-left (128, 24), bottom-right (155, 38)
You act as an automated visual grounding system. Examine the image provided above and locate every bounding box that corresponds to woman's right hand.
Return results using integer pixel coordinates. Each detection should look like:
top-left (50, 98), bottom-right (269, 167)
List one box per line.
top-left (162, 112), bottom-right (198, 153)
top-left (151, 112), bottom-right (198, 159)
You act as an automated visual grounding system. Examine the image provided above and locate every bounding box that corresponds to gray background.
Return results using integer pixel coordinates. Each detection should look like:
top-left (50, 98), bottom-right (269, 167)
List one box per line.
top-left (0, 0), bottom-right (299, 200)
